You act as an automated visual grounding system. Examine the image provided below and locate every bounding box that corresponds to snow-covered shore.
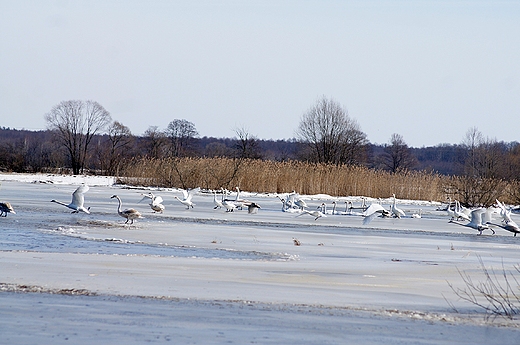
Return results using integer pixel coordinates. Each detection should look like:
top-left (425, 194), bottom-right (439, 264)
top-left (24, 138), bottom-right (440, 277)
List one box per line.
top-left (0, 172), bottom-right (116, 186)
top-left (0, 174), bottom-right (519, 344)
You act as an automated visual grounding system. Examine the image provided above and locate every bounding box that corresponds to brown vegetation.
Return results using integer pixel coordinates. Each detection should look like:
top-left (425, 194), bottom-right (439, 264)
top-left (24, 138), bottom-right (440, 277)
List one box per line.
top-left (3, 124), bottom-right (520, 205)
top-left (116, 157), bottom-right (517, 203)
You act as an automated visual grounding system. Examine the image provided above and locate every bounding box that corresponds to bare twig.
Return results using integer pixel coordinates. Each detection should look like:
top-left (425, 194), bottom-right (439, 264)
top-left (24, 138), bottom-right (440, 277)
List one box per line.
top-left (448, 256), bottom-right (520, 320)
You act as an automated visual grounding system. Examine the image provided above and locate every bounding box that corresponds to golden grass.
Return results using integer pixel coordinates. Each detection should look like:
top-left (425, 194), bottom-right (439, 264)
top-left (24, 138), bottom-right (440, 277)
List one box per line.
top-left (117, 157), bottom-right (441, 200)
top-left (117, 157), bottom-right (516, 203)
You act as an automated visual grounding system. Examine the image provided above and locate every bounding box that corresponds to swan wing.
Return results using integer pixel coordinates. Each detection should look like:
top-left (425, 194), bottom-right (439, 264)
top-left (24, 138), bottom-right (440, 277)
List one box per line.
top-left (295, 199), bottom-right (307, 208)
top-left (287, 193), bottom-right (296, 205)
top-left (482, 208), bottom-right (496, 224)
top-left (496, 199), bottom-right (513, 222)
top-left (363, 211), bottom-right (379, 225)
top-left (458, 212), bottom-right (471, 221)
top-left (187, 187), bottom-right (200, 201)
top-left (363, 203), bottom-right (385, 217)
top-left (153, 195), bottom-right (164, 205)
top-left (469, 208), bottom-right (486, 226)
top-left (71, 185), bottom-right (89, 207)
top-left (123, 208), bottom-right (141, 216)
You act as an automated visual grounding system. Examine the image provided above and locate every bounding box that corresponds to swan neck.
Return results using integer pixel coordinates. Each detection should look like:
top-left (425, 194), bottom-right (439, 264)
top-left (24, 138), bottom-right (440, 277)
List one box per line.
top-left (115, 197), bottom-right (123, 213)
top-left (51, 200), bottom-right (68, 207)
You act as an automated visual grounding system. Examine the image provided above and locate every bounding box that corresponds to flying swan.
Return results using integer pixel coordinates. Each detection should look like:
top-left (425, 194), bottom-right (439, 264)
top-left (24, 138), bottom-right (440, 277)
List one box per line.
top-left (174, 187), bottom-right (200, 209)
top-left (449, 208), bottom-right (495, 235)
top-left (51, 185), bottom-right (91, 214)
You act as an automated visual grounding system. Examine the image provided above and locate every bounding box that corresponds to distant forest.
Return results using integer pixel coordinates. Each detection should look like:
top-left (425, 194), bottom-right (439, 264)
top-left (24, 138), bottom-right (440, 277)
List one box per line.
top-left (1, 126), bottom-right (517, 179)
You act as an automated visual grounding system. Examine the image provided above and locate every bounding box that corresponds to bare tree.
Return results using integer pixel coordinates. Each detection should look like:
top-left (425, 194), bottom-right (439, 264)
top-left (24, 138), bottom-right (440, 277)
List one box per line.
top-left (234, 126), bottom-right (262, 159)
top-left (462, 127), bottom-right (484, 178)
top-left (380, 133), bottom-right (417, 172)
top-left (45, 100), bottom-right (111, 174)
top-left (142, 126), bottom-right (167, 159)
top-left (446, 174), bottom-right (506, 207)
top-left (505, 142), bottom-right (520, 180)
top-left (295, 96), bottom-right (368, 165)
top-left (505, 143), bottom-right (520, 203)
top-left (448, 128), bottom-right (508, 207)
top-left (103, 121), bottom-right (133, 175)
top-left (165, 119), bottom-right (199, 157)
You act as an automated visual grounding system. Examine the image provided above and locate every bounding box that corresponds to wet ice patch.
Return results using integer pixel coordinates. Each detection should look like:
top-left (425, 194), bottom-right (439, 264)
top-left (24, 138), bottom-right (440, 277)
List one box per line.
top-left (0, 226), bottom-right (296, 261)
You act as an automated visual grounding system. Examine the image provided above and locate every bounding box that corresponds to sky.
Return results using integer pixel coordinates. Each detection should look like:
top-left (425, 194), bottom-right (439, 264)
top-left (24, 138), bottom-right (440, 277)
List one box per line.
top-left (1, 0), bottom-right (519, 147)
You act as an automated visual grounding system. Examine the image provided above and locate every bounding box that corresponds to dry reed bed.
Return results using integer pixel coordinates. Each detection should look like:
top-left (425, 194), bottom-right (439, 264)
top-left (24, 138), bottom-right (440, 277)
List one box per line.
top-left (118, 157), bottom-right (454, 201)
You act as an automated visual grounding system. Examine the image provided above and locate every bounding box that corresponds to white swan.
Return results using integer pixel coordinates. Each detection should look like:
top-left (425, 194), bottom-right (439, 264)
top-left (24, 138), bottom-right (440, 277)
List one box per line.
top-left (460, 202), bottom-right (473, 219)
top-left (391, 194), bottom-right (405, 218)
top-left (174, 187), bottom-right (200, 209)
top-left (297, 209), bottom-right (326, 221)
top-left (139, 192), bottom-right (165, 213)
top-left (319, 202), bottom-right (328, 214)
top-left (449, 208), bottom-right (495, 235)
top-left (487, 218), bottom-right (520, 236)
top-left (331, 201), bottom-right (338, 215)
top-left (488, 220), bottom-right (520, 236)
top-left (213, 190), bottom-right (224, 209)
top-left (222, 199), bottom-right (237, 212)
top-left (454, 200), bottom-right (470, 221)
top-left (348, 197), bottom-right (368, 212)
top-left (345, 201), bottom-right (352, 214)
top-left (343, 201), bottom-right (364, 216)
top-left (233, 187), bottom-right (250, 208)
top-left (111, 195), bottom-right (143, 224)
top-left (277, 196), bottom-right (288, 210)
top-left (362, 203), bottom-right (391, 225)
top-left (278, 197), bottom-right (301, 213)
top-left (321, 201), bottom-right (339, 215)
top-left (222, 187), bottom-right (248, 209)
top-left (411, 209), bottom-right (422, 218)
top-left (51, 185), bottom-right (90, 214)
top-left (285, 191), bottom-right (297, 208)
top-left (0, 202), bottom-right (15, 217)
top-left (496, 199), bottom-right (513, 223)
top-left (294, 198), bottom-right (307, 210)
top-left (446, 197), bottom-right (456, 220)
top-left (288, 191), bottom-right (307, 210)
top-left (489, 200), bottom-right (520, 236)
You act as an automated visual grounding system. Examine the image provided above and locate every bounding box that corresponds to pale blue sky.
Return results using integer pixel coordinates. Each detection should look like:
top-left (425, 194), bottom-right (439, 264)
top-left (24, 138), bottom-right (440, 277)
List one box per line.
top-left (1, 1), bottom-right (519, 147)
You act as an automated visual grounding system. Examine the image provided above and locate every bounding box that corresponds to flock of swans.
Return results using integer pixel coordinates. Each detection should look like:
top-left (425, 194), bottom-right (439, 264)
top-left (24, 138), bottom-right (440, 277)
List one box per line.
top-left (278, 191), bottom-right (519, 237)
top-left (213, 187), bottom-right (262, 214)
top-left (44, 185), bottom-right (261, 223)
top-left (1, 181), bottom-right (519, 236)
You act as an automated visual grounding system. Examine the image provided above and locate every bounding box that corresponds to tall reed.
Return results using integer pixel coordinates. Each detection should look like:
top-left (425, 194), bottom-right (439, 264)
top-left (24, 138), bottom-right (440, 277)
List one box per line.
top-left (117, 157), bottom-right (516, 203)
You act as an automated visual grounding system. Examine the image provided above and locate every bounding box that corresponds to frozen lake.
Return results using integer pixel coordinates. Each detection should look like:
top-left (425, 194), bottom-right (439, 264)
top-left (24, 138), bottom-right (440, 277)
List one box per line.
top-left (0, 175), bottom-right (519, 344)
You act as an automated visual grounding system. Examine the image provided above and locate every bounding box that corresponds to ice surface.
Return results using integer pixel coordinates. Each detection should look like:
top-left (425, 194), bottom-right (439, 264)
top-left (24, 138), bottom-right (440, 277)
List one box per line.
top-left (0, 174), bottom-right (519, 344)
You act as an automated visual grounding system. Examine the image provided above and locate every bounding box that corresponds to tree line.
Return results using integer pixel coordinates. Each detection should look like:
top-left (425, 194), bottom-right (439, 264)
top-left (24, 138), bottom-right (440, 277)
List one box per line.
top-left (1, 97), bottom-right (519, 205)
